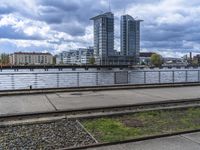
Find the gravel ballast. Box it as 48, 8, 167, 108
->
0, 119, 96, 150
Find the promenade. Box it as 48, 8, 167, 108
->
0, 85, 200, 116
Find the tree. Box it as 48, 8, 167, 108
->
89, 57, 95, 65
0, 53, 9, 66
140, 61, 145, 65
151, 54, 162, 67
53, 56, 57, 65
192, 59, 198, 65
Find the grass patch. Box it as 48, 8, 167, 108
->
81, 107, 200, 143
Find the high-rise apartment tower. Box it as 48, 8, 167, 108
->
90, 12, 114, 61
121, 15, 143, 63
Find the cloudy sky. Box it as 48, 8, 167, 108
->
0, 0, 199, 57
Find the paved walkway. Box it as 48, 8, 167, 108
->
0, 86, 200, 116
87, 132, 200, 150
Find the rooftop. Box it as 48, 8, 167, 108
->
90, 12, 114, 20
122, 14, 144, 22
13, 52, 52, 55
140, 52, 156, 57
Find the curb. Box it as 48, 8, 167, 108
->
64, 129, 200, 150
68, 104, 200, 120
0, 98, 200, 120
0, 82, 200, 97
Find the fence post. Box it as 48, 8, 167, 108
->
114, 72, 116, 85
77, 72, 80, 87
127, 71, 130, 84
144, 71, 146, 84
172, 71, 175, 84
96, 72, 98, 86
185, 70, 188, 83
198, 70, 200, 82
159, 71, 161, 84
34, 74, 38, 89
11, 74, 15, 90
57, 73, 59, 88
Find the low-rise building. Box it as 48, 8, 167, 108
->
9, 52, 53, 65
56, 47, 94, 65
79, 48, 94, 64
98, 56, 136, 65
163, 57, 184, 64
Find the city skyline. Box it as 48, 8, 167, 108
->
0, 0, 200, 58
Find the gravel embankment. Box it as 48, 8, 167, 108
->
0, 119, 96, 150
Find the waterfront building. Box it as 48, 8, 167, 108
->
56, 48, 94, 65
121, 15, 143, 63
56, 51, 71, 64
90, 12, 143, 65
162, 57, 187, 67
90, 12, 115, 64
100, 55, 136, 65
56, 50, 78, 65
182, 55, 188, 63
9, 52, 53, 65
79, 48, 94, 64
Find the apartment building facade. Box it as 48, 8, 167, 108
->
9, 52, 53, 65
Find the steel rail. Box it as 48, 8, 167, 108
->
1, 98, 200, 122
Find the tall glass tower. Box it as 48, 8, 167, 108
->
90, 12, 114, 61
121, 15, 143, 63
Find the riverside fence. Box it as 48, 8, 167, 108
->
0, 69, 200, 91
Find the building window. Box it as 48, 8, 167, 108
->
45, 56, 47, 63
29, 56, 31, 63
38, 56, 40, 63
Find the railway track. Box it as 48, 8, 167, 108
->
1, 98, 200, 150
1, 98, 200, 124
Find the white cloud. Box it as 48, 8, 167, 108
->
0, 14, 17, 26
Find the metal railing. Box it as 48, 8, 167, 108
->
0, 69, 200, 91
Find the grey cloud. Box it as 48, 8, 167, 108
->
0, 39, 55, 53
110, 0, 159, 10
38, 0, 80, 12
0, 5, 15, 14
140, 8, 200, 50
0, 25, 44, 40
142, 41, 184, 49
51, 23, 86, 36
35, 0, 103, 36
38, 6, 64, 24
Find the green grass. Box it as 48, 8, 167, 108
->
81, 107, 200, 143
